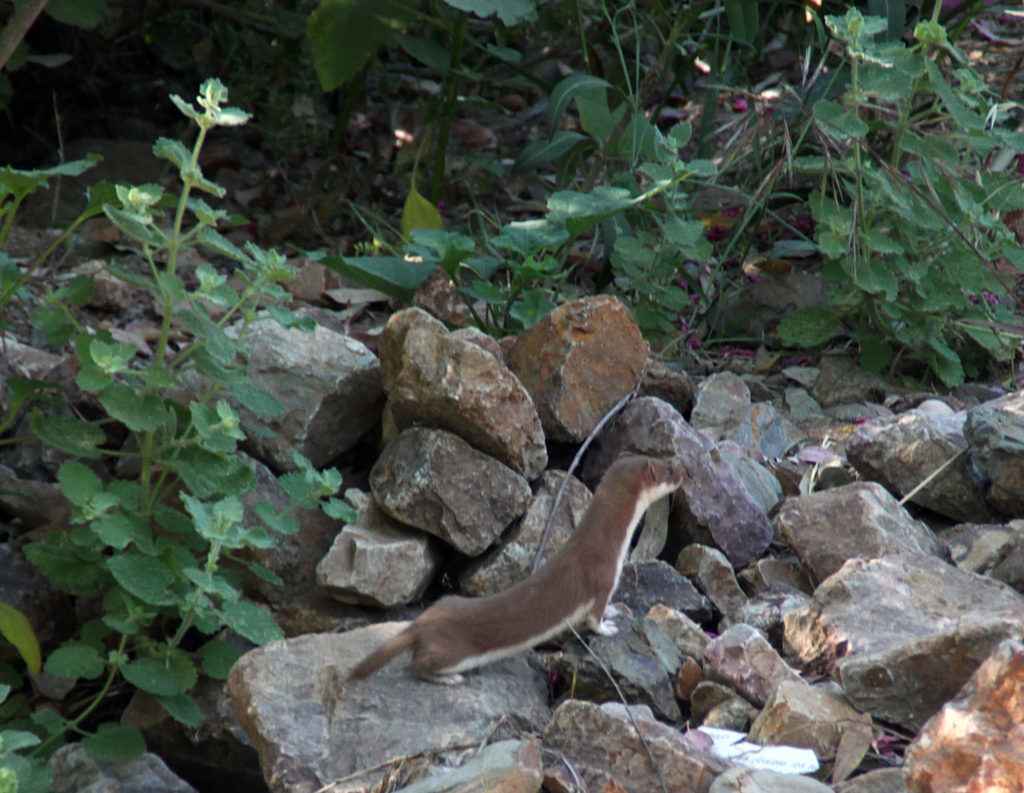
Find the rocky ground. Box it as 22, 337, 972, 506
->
4, 289, 1024, 793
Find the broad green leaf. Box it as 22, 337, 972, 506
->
57, 461, 102, 508
858, 337, 892, 372
547, 74, 613, 138
200, 640, 245, 680
46, 0, 106, 28
442, 0, 535, 25
491, 219, 569, 256
923, 337, 965, 387
121, 654, 196, 696
44, 643, 105, 680
813, 99, 869, 140
159, 692, 202, 727
0, 602, 41, 674
0, 729, 40, 752
82, 724, 146, 763
321, 255, 436, 304
849, 255, 898, 299
548, 185, 635, 238
153, 137, 191, 170
29, 410, 104, 459
253, 501, 300, 535
322, 497, 358, 523
91, 511, 151, 552
0, 156, 100, 203
575, 87, 625, 145
103, 204, 165, 247
172, 447, 254, 499
230, 383, 284, 418
511, 131, 587, 174
308, 0, 417, 91
181, 307, 234, 363
220, 600, 283, 645
106, 552, 177, 607
724, 0, 758, 46
777, 306, 840, 347
99, 384, 167, 432
183, 567, 239, 600
397, 35, 450, 72
400, 183, 442, 241
245, 560, 284, 585
23, 542, 105, 597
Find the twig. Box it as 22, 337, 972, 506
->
531, 376, 644, 574
0, 0, 50, 73
562, 619, 670, 793
898, 447, 967, 507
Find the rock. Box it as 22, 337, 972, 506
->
691, 373, 752, 430
638, 360, 696, 417
774, 482, 947, 583
459, 470, 591, 596
122, 679, 262, 793
450, 325, 504, 360
413, 268, 472, 327
506, 295, 648, 442
614, 560, 712, 624
690, 682, 758, 730
555, 615, 683, 722
783, 554, 1024, 731
1, 336, 65, 379
941, 519, 1024, 591
709, 767, 835, 793
834, 767, 908, 793
748, 679, 874, 763
541, 700, 727, 793
370, 428, 532, 556
228, 626, 550, 793
738, 557, 813, 596
692, 374, 803, 459
645, 604, 710, 662
964, 391, 1024, 516
316, 522, 442, 608
586, 397, 773, 567
49, 743, 198, 793
384, 315, 547, 478
704, 624, 806, 707
676, 544, 748, 619
393, 739, 542, 793
786, 387, 825, 420
717, 444, 784, 516
812, 356, 887, 407
723, 591, 810, 645
378, 308, 447, 391
0, 543, 72, 663
845, 400, 990, 522
903, 639, 1024, 793
226, 316, 383, 470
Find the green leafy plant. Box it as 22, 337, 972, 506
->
0, 78, 350, 789
779, 7, 1024, 386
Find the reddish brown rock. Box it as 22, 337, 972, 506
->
506, 296, 648, 442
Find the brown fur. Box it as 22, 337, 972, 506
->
348, 453, 683, 683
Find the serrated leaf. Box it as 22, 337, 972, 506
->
923, 337, 965, 387
30, 410, 104, 459
153, 137, 191, 170
45, 643, 105, 680
200, 640, 245, 680
220, 601, 282, 645
813, 99, 869, 140
230, 383, 284, 418
252, 501, 299, 535
180, 307, 234, 363
0, 602, 42, 674
99, 383, 167, 432
56, 461, 102, 508
159, 692, 202, 727
778, 306, 840, 347
103, 204, 165, 247
121, 654, 196, 696
106, 552, 177, 606
82, 724, 146, 762
858, 337, 892, 372
91, 511, 151, 552
23, 542, 105, 597
0, 729, 40, 752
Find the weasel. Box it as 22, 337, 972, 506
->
348, 452, 684, 684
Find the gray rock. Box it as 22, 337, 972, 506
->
614, 560, 712, 624
676, 544, 749, 619
705, 624, 806, 707
775, 481, 947, 584
845, 401, 990, 522
722, 591, 810, 644
316, 522, 441, 607
834, 767, 908, 793
691, 372, 752, 431
459, 470, 591, 596
587, 397, 773, 567
555, 615, 683, 722
370, 428, 531, 556
645, 604, 710, 662
228, 626, 550, 793
692, 373, 803, 459
941, 519, 1024, 591
749, 679, 874, 763
50, 744, 198, 793
783, 554, 1024, 731
812, 356, 887, 407
964, 391, 1024, 516
738, 557, 813, 596
384, 317, 547, 479
709, 767, 835, 793
393, 739, 542, 793
638, 360, 696, 418
541, 700, 726, 793
229, 316, 384, 470
690, 682, 757, 729
506, 295, 649, 443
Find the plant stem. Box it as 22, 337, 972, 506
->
429, 11, 467, 203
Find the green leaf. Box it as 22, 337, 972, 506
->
548, 185, 635, 239
99, 384, 167, 432
321, 255, 436, 304
159, 693, 202, 727
230, 383, 284, 418
923, 337, 965, 387
442, 0, 535, 25
0, 729, 40, 752
91, 511, 151, 552
106, 552, 177, 607
512, 131, 587, 174
56, 461, 102, 509
813, 99, 869, 140
44, 643, 105, 680
23, 542, 105, 597
322, 497, 358, 523
200, 640, 245, 680
29, 410, 104, 459
103, 204, 165, 248
153, 137, 191, 170
0, 602, 41, 674
220, 601, 283, 645
253, 501, 299, 535
181, 308, 234, 363
858, 337, 892, 372
45, 0, 106, 28
308, 0, 417, 92
778, 306, 840, 347
400, 183, 442, 241
172, 447, 254, 499
492, 219, 569, 256
547, 74, 613, 138
82, 724, 146, 763
575, 87, 625, 145
121, 654, 197, 696
397, 35, 450, 72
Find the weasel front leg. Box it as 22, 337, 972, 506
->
588, 602, 622, 636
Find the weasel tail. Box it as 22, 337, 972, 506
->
348, 629, 415, 680
346, 452, 684, 684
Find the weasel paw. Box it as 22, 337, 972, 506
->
602, 603, 624, 619
594, 619, 619, 636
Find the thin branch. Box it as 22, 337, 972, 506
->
0, 0, 50, 73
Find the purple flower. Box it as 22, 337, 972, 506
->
732, 97, 748, 112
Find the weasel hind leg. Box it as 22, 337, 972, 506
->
588, 601, 620, 636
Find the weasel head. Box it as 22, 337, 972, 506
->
611, 452, 685, 508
